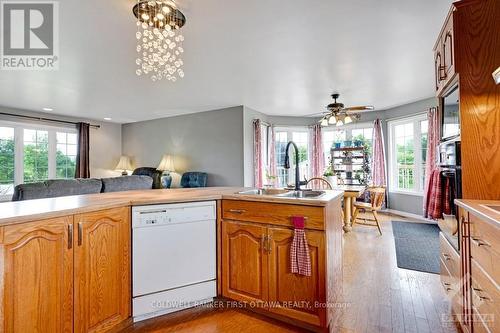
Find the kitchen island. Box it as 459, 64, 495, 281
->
0, 187, 343, 332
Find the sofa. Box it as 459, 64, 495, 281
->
11, 175, 154, 201
132, 167, 163, 189
180, 172, 208, 188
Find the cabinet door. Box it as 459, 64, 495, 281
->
434, 50, 444, 92
0, 216, 74, 333
222, 220, 268, 303
442, 17, 454, 80
74, 207, 131, 333
267, 227, 326, 327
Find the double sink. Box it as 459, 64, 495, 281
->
237, 188, 326, 199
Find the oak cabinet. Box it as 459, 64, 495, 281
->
0, 207, 131, 333
267, 227, 325, 326
220, 198, 343, 330
0, 216, 74, 333
433, 7, 456, 95
221, 220, 268, 304
74, 207, 131, 333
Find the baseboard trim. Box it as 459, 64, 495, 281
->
382, 209, 437, 224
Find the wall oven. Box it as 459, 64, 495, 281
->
436, 139, 461, 253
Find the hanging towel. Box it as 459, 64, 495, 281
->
290, 216, 311, 276
428, 170, 443, 219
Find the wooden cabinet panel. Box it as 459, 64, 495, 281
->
440, 232, 460, 279
469, 214, 500, 282
471, 259, 499, 333
222, 220, 268, 303
0, 216, 74, 333
74, 207, 131, 333
267, 227, 326, 326
222, 200, 324, 231
442, 15, 455, 80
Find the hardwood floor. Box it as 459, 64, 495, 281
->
121, 213, 460, 333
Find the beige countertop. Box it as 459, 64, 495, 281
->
0, 187, 344, 226
455, 199, 500, 227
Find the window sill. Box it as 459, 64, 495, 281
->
0, 195, 12, 203
389, 190, 424, 197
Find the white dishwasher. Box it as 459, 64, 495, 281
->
132, 201, 216, 322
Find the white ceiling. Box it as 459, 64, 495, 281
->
0, 0, 452, 123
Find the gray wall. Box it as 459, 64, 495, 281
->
122, 106, 245, 187
0, 106, 123, 179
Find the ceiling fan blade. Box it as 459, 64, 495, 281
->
343, 106, 375, 112
307, 111, 329, 117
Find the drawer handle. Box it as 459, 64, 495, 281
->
442, 253, 452, 261
229, 209, 246, 214
261, 235, 266, 251
471, 237, 491, 247
68, 224, 73, 249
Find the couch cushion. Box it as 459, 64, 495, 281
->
101, 175, 153, 193
12, 178, 102, 201
132, 167, 163, 189
180, 172, 208, 188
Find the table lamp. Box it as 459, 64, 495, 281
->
115, 156, 133, 176
157, 154, 176, 188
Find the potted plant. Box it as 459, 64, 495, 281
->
323, 165, 337, 186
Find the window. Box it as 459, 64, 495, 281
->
56, 132, 78, 179
388, 115, 428, 194
322, 123, 373, 171
0, 121, 77, 198
0, 127, 15, 196
274, 127, 309, 187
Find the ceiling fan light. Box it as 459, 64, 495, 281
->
328, 115, 337, 124
336, 119, 343, 127
344, 116, 353, 124
320, 118, 329, 127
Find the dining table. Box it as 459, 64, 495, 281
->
333, 185, 366, 232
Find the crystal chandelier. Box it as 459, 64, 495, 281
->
133, 0, 186, 82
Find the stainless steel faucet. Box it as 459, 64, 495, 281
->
284, 141, 303, 191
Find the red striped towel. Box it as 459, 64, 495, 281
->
290, 216, 311, 276
428, 170, 443, 219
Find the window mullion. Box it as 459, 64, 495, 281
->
48, 131, 56, 179
14, 127, 23, 185
414, 119, 422, 192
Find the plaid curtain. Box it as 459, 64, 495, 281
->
309, 124, 324, 178
371, 119, 386, 186
423, 107, 440, 218
253, 119, 263, 188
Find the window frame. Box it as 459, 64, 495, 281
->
387, 114, 428, 196
274, 126, 310, 188
0, 120, 77, 201
322, 121, 374, 165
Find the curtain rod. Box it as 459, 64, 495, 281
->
0, 112, 101, 129
384, 111, 428, 123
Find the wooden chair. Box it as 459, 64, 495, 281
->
305, 177, 333, 190
352, 186, 386, 235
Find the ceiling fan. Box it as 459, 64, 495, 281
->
315, 93, 375, 127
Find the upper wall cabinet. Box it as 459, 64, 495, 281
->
434, 8, 456, 95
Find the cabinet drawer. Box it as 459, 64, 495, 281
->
440, 258, 453, 294
469, 214, 500, 282
222, 200, 324, 231
440, 232, 460, 278
471, 259, 499, 333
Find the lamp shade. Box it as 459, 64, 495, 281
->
157, 155, 176, 172
115, 155, 133, 171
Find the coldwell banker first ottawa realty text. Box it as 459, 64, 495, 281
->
1, 1, 59, 70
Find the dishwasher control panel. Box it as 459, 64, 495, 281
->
132, 201, 216, 228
